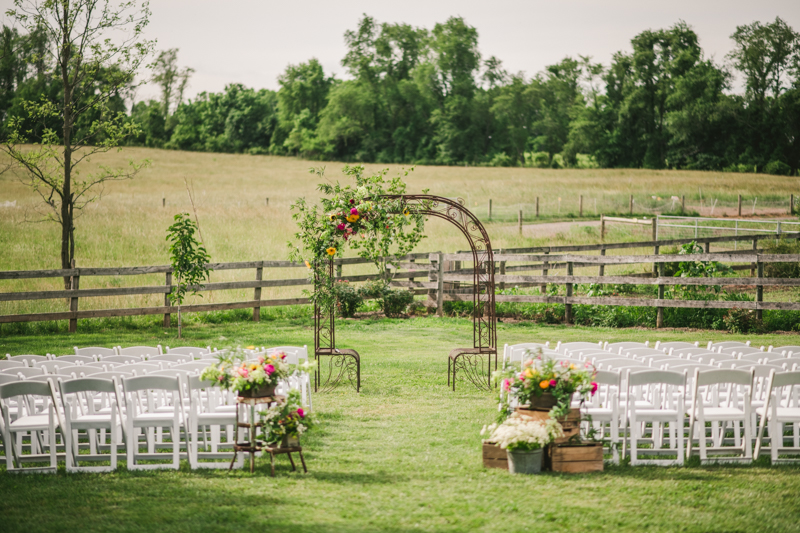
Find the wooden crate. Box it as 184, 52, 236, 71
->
515, 407, 581, 443
482, 441, 508, 470
550, 442, 604, 473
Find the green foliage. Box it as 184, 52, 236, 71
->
763, 239, 800, 278
765, 160, 792, 175
670, 241, 734, 298
166, 213, 211, 307
380, 288, 415, 318
332, 280, 363, 318
723, 308, 764, 334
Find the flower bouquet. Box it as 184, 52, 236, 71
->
481, 413, 564, 474
260, 390, 315, 446
495, 349, 597, 419
200, 346, 291, 397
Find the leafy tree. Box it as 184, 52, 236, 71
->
166, 213, 211, 338
152, 48, 193, 119
1, 0, 153, 287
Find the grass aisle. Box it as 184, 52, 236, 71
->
1, 318, 800, 532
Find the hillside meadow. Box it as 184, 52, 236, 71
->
1, 147, 799, 318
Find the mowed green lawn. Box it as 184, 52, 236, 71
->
2, 318, 800, 532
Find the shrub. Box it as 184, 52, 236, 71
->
765, 160, 792, 176
723, 307, 763, 334
332, 280, 363, 318
381, 288, 414, 318
525, 151, 550, 168
763, 239, 800, 278
488, 152, 513, 167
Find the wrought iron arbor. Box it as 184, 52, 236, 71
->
313, 195, 497, 392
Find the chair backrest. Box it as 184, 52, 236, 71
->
148, 354, 192, 364
115, 363, 161, 375
740, 352, 785, 363
149, 369, 191, 379
662, 362, 715, 374
709, 341, 750, 350
771, 370, 800, 389
721, 346, 762, 355
91, 371, 133, 380
8, 354, 48, 365
0, 374, 19, 385
266, 346, 309, 365
117, 345, 162, 357
622, 348, 664, 357
27, 373, 75, 384
734, 364, 785, 377
3, 367, 45, 378
37, 360, 67, 373
122, 375, 181, 393
598, 358, 647, 370
0, 360, 26, 370
671, 347, 715, 357
658, 341, 698, 351
0, 380, 53, 399
557, 341, 601, 354
628, 369, 686, 387
688, 352, 735, 362
172, 361, 210, 373
774, 345, 800, 356
187, 375, 217, 390
164, 346, 210, 356
58, 377, 117, 395
594, 369, 621, 386
695, 368, 753, 387
53, 354, 96, 364
75, 346, 117, 356
98, 355, 144, 364
606, 342, 648, 352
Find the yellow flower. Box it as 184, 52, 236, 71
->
328, 213, 337, 221
246, 345, 255, 350
403, 209, 410, 217
326, 247, 336, 256
346, 214, 360, 223
524, 368, 534, 379
569, 364, 576, 370
304, 260, 311, 269
539, 380, 550, 389
249, 363, 258, 371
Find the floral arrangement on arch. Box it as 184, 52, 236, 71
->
495, 349, 597, 419
288, 165, 429, 314
260, 390, 315, 444
200, 346, 293, 393
481, 413, 564, 451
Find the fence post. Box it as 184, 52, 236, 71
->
653, 243, 659, 277
656, 262, 665, 328
704, 241, 711, 253
518, 210, 523, 235
336, 262, 343, 280
499, 261, 506, 291
629, 195, 633, 215
265, 197, 269, 206
163, 271, 172, 328
600, 214, 605, 242
738, 194, 742, 217
253, 264, 263, 322
436, 253, 444, 317
579, 195, 583, 217
652, 218, 657, 242
565, 261, 573, 324
756, 257, 763, 321
599, 247, 606, 281
536, 197, 540, 217
488, 199, 492, 221
792, 194, 795, 215
681, 195, 685, 212
162, 196, 165, 208
69, 259, 79, 333
751, 239, 757, 277
541, 250, 549, 295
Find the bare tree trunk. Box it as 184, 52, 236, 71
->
178, 305, 182, 339
60, 1, 74, 289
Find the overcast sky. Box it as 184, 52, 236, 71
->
3, 0, 800, 101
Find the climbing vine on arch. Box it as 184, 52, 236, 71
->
288, 165, 429, 313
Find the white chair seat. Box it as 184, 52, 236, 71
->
702, 407, 746, 420
132, 412, 178, 424
756, 406, 800, 421
9, 414, 51, 431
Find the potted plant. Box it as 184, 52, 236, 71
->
200, 346, 295, 398
260, 390, 315, 447
495, 350, 597, 419
482, 413, 564, 474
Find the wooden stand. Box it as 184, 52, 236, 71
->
482, 441, 508, 469
264, 442, 307, 477
229, 394, 284, 473
550, 442, 604, 473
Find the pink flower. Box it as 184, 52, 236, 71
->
350, 208, 358, 215
502, 378, 511, 391
337, 223, 345, 231
265, 364, 275, 375
349, 199, 354, 204
280, 353, 286, 359
258, 356, 265, 364
238, 367, 249, 378
518, 373, 526, 381
217, 375, 224, 381
297, 408, 305, 418
523, 360, 532, 367
550, 379, 557, 387
591, 381, 598, 395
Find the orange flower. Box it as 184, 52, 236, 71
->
346, 214, 360, 223
304, 260, 311, 269
326, 247, 336, 256
539, 380, 550, 389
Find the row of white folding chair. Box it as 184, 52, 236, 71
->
754, 370, 800, 463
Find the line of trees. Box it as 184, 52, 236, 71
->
3, 14, 800, 174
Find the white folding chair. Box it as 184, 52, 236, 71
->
75, 346, 117, 357
55, 377, 123, 472
0, 360, 27, 371
115, 363, 162, 375
186, 375, 243, 469
657, 341, 698, 352
164, 346, 212, 357
606, 341, 648, 353
688, 369, 754, 463
709, 341, 750, 350
148, 354, 192, 365
754, 371, 800, 463
0, 380, 61, 473
7, 354, 50, 365
773, 345, 800, 356
172, 361, 211, 373
122, 375, 186, 470
53, 355, 97, 365
624, 370, 686, 466
582, 370, 621, 464
98, 355, 145, 365
267, 346, 312, 409
556, 341, 602, 354
3, 367, 45, 379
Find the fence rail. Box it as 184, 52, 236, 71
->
2, 232, 800, 330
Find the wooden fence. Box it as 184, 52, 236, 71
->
1, 232, 799, 331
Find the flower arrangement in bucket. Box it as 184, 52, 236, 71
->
482, 413, 564, 474
495, 349, 597, 419
260, 390, 315, 447
200, 346, 293, 397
